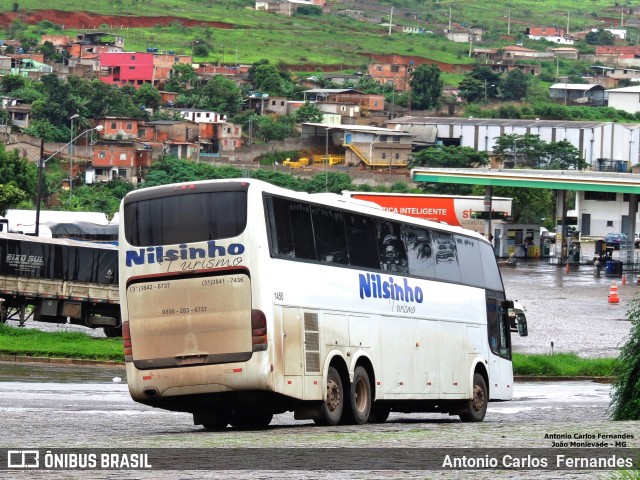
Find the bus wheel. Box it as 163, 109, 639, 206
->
368, 404, 390, 424
314, 366, 344, 426
103, 326, 122, 338
459, 373, 488, 422
230, 410, 273, 429
197, 410, 231, 430
349, 366, 372, 425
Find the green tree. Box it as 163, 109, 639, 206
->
200, 75, 243, 116
500, 69, 530, 101
0, 184, 27, 216
0, 74, 26, 95
295, 5, 322, 15
409, 146, 488, 194
251, 170, 308, 191
409, 64, 444, 110
610, 297, 640, 420
0, 144, 37, 214
306, 172, 354, 194
458, 76, 484, 103
134, 83, 162, 110
466, 66, 500, 100
60, 180, 134, 217
544, 140, 585, 170
492, 133, 546, 168
142, 156, 242, 187
293, 102, 323, 123
585, 28, 615, 46
252, 64, 285, 96
253, 115, 296, 142
472, 185, 553, 224
164, 63, 198, 94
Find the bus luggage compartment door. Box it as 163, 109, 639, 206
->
126, 272, 252, 369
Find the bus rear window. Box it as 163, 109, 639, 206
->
124, 191, 247, 247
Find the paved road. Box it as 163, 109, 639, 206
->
502, 253, 634, 358
0, 363, 638, 479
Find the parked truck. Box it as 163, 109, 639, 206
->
0, 232, 121, 337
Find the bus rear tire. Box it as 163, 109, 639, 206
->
197, 410, 231, 430
459, 373, 488, 422
313, 366, 344, 426
348, 366, 372, 425
229, 410, 273, 429
368, 404, 390, 424
103, 326, 122, 338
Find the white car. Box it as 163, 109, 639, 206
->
540, 227, 556, 241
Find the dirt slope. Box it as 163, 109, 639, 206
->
0, 9, 233, 29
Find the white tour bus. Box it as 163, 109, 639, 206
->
119, 178, 527, 429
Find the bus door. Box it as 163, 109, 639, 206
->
485, 291, 513, 399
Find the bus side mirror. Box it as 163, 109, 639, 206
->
507, 301, 528, 337
517, 317, 528, 337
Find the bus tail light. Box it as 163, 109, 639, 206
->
122, 321, 133, 357
251, 309, 267, 352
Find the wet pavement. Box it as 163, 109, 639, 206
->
503, 243, 634, 358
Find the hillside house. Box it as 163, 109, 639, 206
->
97, 117, 138, 141
302, 89, 385, 118
176, 108, 227, 124
255, 0, 329, 15
446, 26, 483, 43
527, 27, 574, 45
153, 53, 192, 86
549, 83, 606, 105
69, 32, 125, 68
301, 123, 413, 167
99, 52, 154, 89
91, 141, 152, 184
218, 123, 243, 153
606, 85, 640, 113
368, 62, 413, 91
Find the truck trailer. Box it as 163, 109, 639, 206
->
0, 233, 121, 337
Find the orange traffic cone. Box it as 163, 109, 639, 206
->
608, 283, 620, 304
622, 274, 627, 286
565, 261, 570, 273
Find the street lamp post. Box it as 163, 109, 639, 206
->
34, 125, 103, 236
69, 114, 79, 194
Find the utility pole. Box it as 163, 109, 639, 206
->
34, 138, 45, 237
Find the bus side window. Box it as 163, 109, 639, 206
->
266, 196, 295, 257
288, 202, 315, 260
402, 225, 435, 279
311, 206, 349, 265
456, 236, 484, 288
376, 220, 408, 274
431, 230, 460, 283
344, 213, 379, 269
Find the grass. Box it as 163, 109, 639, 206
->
513, 352, 617, 377
3, 0, 635, 72
0, 324, 618, 377
0, 324, 124, 362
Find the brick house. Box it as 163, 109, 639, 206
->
368, 62, 413, 92
153, 53, 192, 86
99, 52, 155, 89
90, 141, 152, 185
